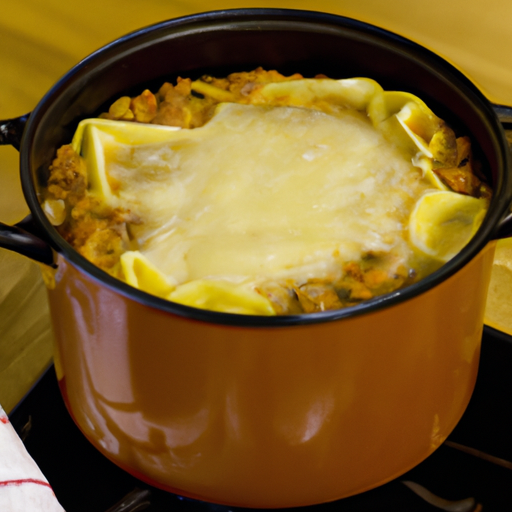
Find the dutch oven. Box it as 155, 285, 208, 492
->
1, 9, 512, 508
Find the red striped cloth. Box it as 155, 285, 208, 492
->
0, 405, 65, 511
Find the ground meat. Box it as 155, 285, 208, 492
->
45, 159, 139, 276
434, 136, 492, 199
78, 227, 126, 273
47, 144, 87, 205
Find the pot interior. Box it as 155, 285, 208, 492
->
21, 8, 512, 323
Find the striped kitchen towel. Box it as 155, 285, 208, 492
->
0, 404, 64, 511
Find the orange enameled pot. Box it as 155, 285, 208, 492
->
2, 9, 512, 508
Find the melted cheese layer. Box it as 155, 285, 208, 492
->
105, 103, 431, 285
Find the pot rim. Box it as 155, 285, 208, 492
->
19, 8, 512, 327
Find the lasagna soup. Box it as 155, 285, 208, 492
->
42, 68, 491, 315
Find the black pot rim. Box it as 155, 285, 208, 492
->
19, 8, 512, 328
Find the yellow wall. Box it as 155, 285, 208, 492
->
1, 0, 511, 411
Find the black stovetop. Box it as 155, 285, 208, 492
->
9, 327, 512, 512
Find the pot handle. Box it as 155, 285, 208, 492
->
0, 115, 56, 266
492, 104, 512, 239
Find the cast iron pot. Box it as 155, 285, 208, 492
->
2, 8, 512, 508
